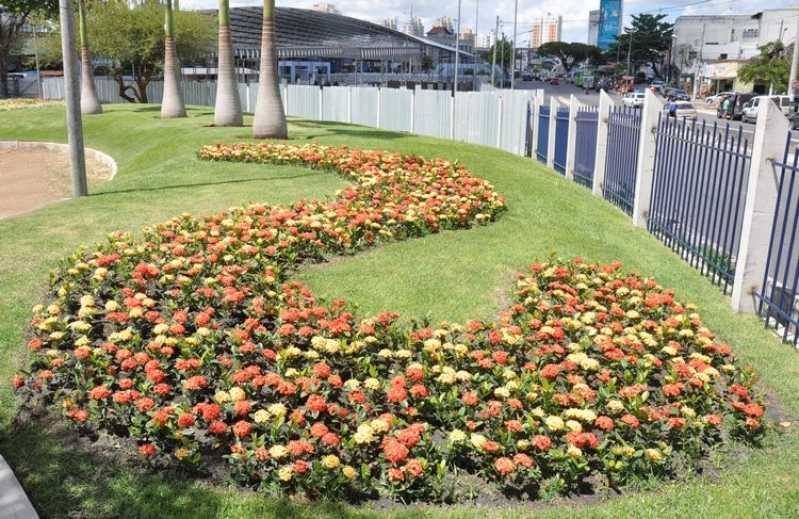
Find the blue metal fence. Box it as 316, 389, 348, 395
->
649, 116, 751, 292
553, 107, 569, 174
536, 105, 550, 163
603, 106, 641, 215
574, 107, 598, 188
757, 132, 799, 344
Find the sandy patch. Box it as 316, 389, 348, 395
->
0, 146, 113, 219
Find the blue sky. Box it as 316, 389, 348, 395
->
181, 0, 796, 44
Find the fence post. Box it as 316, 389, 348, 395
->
376, 87, 382, 128
731, 100, 791, 313
547, 96, 558, 170
531, 90, 543, 159
348, 86, 353, 124
631, 90, 664, 228
565, 94, 579, 180
496, 94, 503, 149
410, 88, 415, 133
282, 83, 288, 114
593, 90, 613, 197
318, 86, 324, 121
449, 93, 456, 140
246, 83, 251, 113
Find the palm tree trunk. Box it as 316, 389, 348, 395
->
161, 0, 186, 118
213, 0, 242, 126
253, 0, 287, 138
78, 0, 102, 114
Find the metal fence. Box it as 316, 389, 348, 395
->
553, 107, 569, 174
757, 132, 799, 344
536, 104, 550, 163
649, 117, 752, 292
603, 106, 641, 215
574, 107, 598, 188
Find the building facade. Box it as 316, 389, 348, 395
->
673, 9, 799, 94
588, 10, 600, 47
530, 13, 562, 48
597, 0, 622, 50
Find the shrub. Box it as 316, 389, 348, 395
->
15, 144, 764, 502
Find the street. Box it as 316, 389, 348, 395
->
514, 80, 796, 148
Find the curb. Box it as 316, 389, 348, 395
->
0, 140, 118, 180
0, 455, 38, 519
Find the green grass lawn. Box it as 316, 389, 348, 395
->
1, 104, 798, 518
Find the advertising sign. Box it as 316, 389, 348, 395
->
598, 0, 622, 50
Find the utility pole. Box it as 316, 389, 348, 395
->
790, 16, 799, 97
58, 0, 88, 197
475, 0, 479, 40
491, 16, 499, 87
454, 0, 462, 95
693, 23, 705, 100
500, 33, 505, 86
33, 22, 42, 99
626, 30, 633, 76
511, 0, 518, 90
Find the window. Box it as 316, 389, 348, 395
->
720, 53, 728, 60
742, 28, 759, 39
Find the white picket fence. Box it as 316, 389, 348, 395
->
41, 77, 536, 156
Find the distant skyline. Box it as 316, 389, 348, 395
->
180, 0, 797, 45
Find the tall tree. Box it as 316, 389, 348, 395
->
487, 37, 512, 71
538, 42, 603, 72
77, 0, 101, 113
0, 0, 55, 97
738, 41, 790, 94
252, 0, 286, 138
606, 14, 673, 77
160, 0, 185, 118
213, 0, 241, 126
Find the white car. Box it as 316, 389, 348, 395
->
622, 92, 646, 108
665, 101, 697, 121
742, 95, 794, 123
706, 91, 734, 105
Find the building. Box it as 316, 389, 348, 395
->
212, 7, 469, 83
530, 13, 562, 48
588, 10, 600, 47
459, 28, 476, 49
673, 8, 799, 94
383, 17, 399, 31
477, 30, 496, 50
403, 16, 425, 37
597, 0, 622, 50
311, 2, 340, 15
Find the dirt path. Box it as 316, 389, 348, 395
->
0, 147, 113, 219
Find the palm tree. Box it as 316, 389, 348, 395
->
161, 0, 186, 118
213, 0, 242, 126
78, 0, 101, 114
252, 0, 287, 138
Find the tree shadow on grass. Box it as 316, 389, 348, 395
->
0, 419, 371, 519
90, 172, 319, 197
289, 120, 410, 141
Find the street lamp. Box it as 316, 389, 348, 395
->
510, 0, 518, 90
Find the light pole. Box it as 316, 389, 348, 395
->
454, 0, 462, 95
491, 16, 499, 87
58, 0, 88, 197
511, 0, 518, 90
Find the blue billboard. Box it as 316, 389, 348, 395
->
598, 0, 622, 50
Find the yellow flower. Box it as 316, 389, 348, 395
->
470, 433, 487, 449
545, 416, 565, 431
364, 378, 380, 391
370, 418, 390, 433
566, 420, 583, 432
567, 445, 583, 458
278, 465, 293, 481
268, 403, 287, 417
342, 465, 357, 479
269, 445, 288, 459
214, 390, 231, 404
607, 400, 625, 415
253, 410, 270, 424
353, 424, 375, 444
321, 455, 340, 469
645, 448, 663, 463
448, 429, 466, 443
175, 448, 190, 461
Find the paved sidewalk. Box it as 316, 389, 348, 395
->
0, 455, 38, 519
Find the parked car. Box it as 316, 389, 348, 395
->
665, 101, 697, 120
622, 91, 646, 108
742, 95, 795, 123
705, 91, 735, 105
521, 72, 533, 82
665, 88, 690, 101
549, 77, 560, 85
716, 93, 753, 120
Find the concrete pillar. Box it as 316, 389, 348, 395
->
547, 96, 558, 170
731, 100, 791, 313
632, 89, 664, 228
593, 90, 614, 197
565, 94, 579, 180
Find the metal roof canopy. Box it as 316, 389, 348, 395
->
209, 7, 472, 61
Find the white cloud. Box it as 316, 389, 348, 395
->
180, 0, 797, 43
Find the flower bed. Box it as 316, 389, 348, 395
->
15, 143, 764, 502
0, 98, 60, 111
